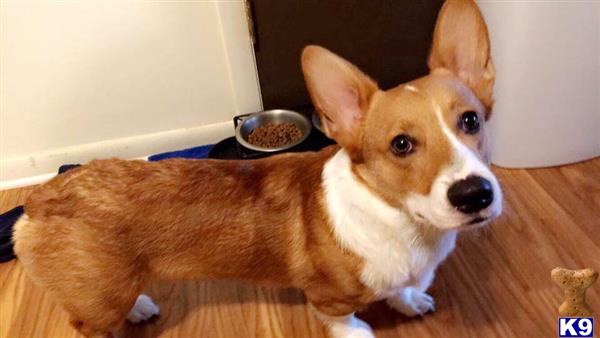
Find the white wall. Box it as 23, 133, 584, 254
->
0, 1, 261, 187
479, 1, 600, 168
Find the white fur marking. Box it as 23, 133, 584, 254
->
434, 101, 502, 217
322, 150, 457, 297
386, 287, 435, 317
404, 85, 419, 93
310, 305, 375, 338
127, 294, 159, 323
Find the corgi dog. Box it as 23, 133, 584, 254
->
13, 0, 502, 337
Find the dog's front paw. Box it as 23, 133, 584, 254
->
386, 287, 435, 317
329, 316, 375, 338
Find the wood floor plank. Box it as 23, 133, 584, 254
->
1, 158, 599, 338
527, 161, 600, 248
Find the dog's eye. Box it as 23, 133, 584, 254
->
459, 111, 480, 134
391, 135, 414, 156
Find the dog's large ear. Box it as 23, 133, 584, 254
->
428, 0, 495, 114
302, 45, 378, 160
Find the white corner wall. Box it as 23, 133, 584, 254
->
0, 1, 262, 188
479, 1, 600, 168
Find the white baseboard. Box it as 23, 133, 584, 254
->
0, 121, 233, 190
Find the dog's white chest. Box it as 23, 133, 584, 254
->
358, 229, 456, 297
322, 150, 457, 297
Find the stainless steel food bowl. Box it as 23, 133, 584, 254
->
311, 112, 326, 134
235, 109, 312, 152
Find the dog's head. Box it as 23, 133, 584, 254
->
302, 0, 501, 230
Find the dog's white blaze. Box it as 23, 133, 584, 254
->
434, 101, 503, 217
322, 150, 457, 297
405, 100, 502, 229
432, 102, 492, 180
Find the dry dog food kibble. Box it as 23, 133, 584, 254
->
248, 123, 303, 148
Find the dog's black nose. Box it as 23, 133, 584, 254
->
447, 176, 494, 213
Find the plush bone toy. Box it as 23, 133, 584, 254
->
551, 267, 598, 317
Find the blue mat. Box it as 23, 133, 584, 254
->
0, 143, 214, 263
0, 206, 23, 262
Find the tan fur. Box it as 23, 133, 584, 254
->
428, 0, 495, 115
301, 46, 378, 162
14, 148, 374, 336
13, 1, 494, 336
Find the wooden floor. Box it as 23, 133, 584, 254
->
1, 159, 599, 338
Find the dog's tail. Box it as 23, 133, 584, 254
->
0, 206, 24, 263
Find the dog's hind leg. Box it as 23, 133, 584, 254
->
14, 216, 149, 337
67, 294, 158, 338
126, 294, 160, 323
69, 294, 159, 337
57, 270, 146, 337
